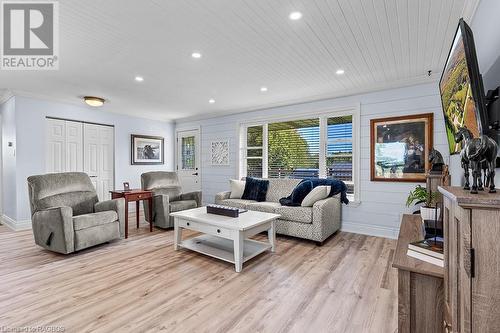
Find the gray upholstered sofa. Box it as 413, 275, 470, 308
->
216, 178, 341, 245
27, 172, 125, 254
141, 171, 202, 228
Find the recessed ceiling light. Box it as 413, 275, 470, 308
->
260, 86, 268, 92
209, 98, 215, 104
135, 76, 144, 82
336, 69, 345, 75
84, 96, 105, 107
289, 11, 302, 20
191, 52, 202, 59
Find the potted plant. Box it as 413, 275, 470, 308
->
406, 185, 440, 222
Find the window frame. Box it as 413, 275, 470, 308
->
238, 105, 360, 203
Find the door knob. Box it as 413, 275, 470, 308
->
192, 173, 199, 176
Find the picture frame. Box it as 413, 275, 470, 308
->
210, 140, 230, 166
131, 134, 164, 165
370, 113, 433, 182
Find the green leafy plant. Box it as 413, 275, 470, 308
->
406, 185, 438, 208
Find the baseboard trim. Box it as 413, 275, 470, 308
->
341, 221, 399, 239
1, 215, 32, 231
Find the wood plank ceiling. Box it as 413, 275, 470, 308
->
0, 0, 480, 120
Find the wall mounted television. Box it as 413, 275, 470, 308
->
439, 18, 489, 155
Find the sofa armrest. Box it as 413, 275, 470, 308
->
32, 206, 74, 254
215, 191, 231, 204
181, 191, 202, 207
95, 198, 125, 238
312, 195, 341, 241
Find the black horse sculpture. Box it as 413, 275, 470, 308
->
428, 148, 445, 172
455, 127, 498, 193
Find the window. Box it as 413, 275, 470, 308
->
268, 119, 319, 178
241, 110, 359, 201
181, 136, 195, 170
245, 125, 263, 178
326, 116, 354, 194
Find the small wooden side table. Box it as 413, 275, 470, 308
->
110, 189, 153, 239
392, 214, 444, 333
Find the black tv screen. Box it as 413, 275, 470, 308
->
439, 18, 488, 155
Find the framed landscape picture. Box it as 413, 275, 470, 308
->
370, 113, 433, 182
131, 134, 164, 165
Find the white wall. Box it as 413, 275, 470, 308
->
0, 97, 17, 220
176, 82, 447, 239
2, 96, 175, 226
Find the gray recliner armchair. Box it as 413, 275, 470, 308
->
141, 171, 202, 228
27, 172, 125, 254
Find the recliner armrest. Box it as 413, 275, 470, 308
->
181, 191, 202, 207
32, 206, 74, 254
95, 198, 125, 238
215, 191, 231, 204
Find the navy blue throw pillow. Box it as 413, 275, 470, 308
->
279, 180, 314, 206
242, 177, 269, 202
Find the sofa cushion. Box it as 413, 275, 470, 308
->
229, 179, 246, 199
275, 206, 313, 224
301, 186, 330, 207
265, 178, 301, 202
280, 180, 314, 206
170, 200, 197, 212
218, 199, 256, 209
242, 177, 269, 202
73, 211, 118, 231
247, 202, 281, 213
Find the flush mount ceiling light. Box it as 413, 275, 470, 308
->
208, 98, 216, 104
289, 11, 303, 20
336, 69, 345, 75
191, 52, 202, 59
135, 76, 144, 82
260, 86, 268, 92
84, 96, 105, 107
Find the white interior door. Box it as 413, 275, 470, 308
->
84, 123, 114, 201
177, 129, 201, 192
65, 121, 83, 172
46, 119, 67, 173
46, 119, 83, 173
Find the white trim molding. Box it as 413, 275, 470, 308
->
0, 90, 14, 104
1, 215, 32, 231
341, 221, 398, 240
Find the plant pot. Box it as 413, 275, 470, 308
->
420, 206, 441, 223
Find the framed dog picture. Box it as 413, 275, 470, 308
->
131, 134, 164, 165
370, 113, 433, 182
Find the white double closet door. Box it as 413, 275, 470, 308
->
46, 119, 114, 200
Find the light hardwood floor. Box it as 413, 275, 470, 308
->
0, 214, 398, 333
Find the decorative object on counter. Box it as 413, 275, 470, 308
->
370, 113, 433, 182
210, 140, 230, 166
123, 182, 130, 191
131, 134, 164, 165
206, 204, 247, 218
455, 126, 498, 193
428, 148, 445, 172
406, 185, 441, 229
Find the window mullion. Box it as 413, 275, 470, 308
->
319, 117, 327, 178
262, 123, 268, 178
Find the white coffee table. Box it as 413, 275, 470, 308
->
170, 207, 280, 272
